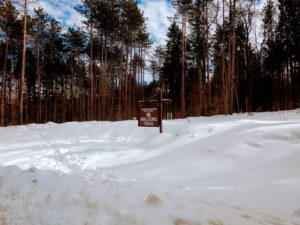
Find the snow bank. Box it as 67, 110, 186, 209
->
0, 110, 300, 225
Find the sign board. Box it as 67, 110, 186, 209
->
138, 107, 160, 127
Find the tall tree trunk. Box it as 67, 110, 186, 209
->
25, 85, 28, 124
37, 41, 42, 123
61, 75, 66, 122
104, 36, 108, 120
118, 41, 124, 120
89, 21, 94, 120
20, 0, 28, 124
227, 0, 236, 114
243, 41, 251, 113
9, 51, 14, 125
181, 11, 187, 117
53, 88, 57, 122
205, 3, 211, 112
110, 76, 116, 120
1, 41, 9, 126
227, 0, 232, 115
231, 0, 237, 113
141, 48, 145, 101
128, 42, 133, 118
222, 0, 227, 114
125, 44, 129, 119
98, 33, 104, 120
70, 59, 74, 120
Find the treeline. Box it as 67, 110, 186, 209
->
151, 0, 300, 117
1, 0, 300, 126
0, 0, 150, 126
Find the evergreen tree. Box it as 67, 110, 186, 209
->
0, 0, 21, 126
261, 0, 277, 110
32, 7, 49, 123
189, 0, 213, 115
172, 0, 192, 117
64, 27, 86, 121
16, 0, 39, 124
276, 0, 300, 108
162, 21, 182, 116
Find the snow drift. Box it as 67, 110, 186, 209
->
0, 110, 300, 225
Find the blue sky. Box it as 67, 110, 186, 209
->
34, 0, 175, 49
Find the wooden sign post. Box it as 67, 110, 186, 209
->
138, 89, 171, 133
159, 89, 163, 133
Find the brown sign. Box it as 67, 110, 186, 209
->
138, 107, 160, 127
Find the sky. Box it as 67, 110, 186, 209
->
34, 0, 175, 49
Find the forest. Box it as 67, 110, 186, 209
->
0, 0, 299, 126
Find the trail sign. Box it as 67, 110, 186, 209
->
137, 89, 171, 133
138, 107, 160, 127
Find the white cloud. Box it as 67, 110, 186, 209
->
38, 1, 64, 18
32, 0, 84, 27
139, 0, 175, 49
63, 9, 85, 28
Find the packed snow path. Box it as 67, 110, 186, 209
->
0, 110, 300, 225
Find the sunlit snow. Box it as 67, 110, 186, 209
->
0, 110, 300, 225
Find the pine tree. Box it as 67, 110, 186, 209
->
162, 21, 182, 116
76, 0, 97, 120
64, 27, 86, 121
0, 0, 21, 126
32, 7, 49, 123
189, 0, 214, 115
172, 0, 192, 117
93, 0, 120, 120
15, 0, 39, 124
274, 0, 300, 109
261, 0, 277, 110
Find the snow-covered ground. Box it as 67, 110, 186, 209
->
0, 110, 300, 225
